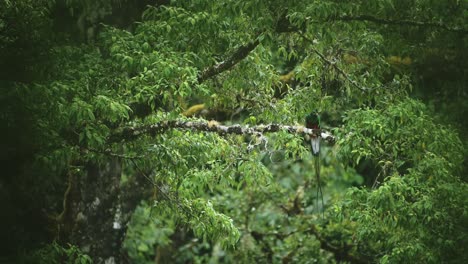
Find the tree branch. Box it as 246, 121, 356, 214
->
197, 37, 261, 83
336, 15, 467, 35
299, 33, 368, 92
110, 120, 335, 143
251, 226, 371, 264
306, 225, 371, 264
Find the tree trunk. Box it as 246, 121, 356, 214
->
67, 158, 124, 263
58, 157, 151, 263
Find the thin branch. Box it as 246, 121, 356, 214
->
129, 159, 196, 218
197, 36, 261, 83
336, 15, 467, 35
300, 33, 368, 92
249, 171, 371, 263
131, 35, 261, 120
306, 225, 371, 264
86, 147, 144, 160
110, 120, 336, 144
251, 226, 371, 264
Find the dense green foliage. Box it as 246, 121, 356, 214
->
1, 0, 467, 263
18, 242, 92, 264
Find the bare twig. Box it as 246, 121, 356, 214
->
129, 159, 195, 218
336, 15, 467, 35
300, 33, 368, 92
85, 147, 144, 160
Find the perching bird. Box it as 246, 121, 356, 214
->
305, 111, 321, 156
305, 111, 324, 217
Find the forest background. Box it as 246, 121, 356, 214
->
0, 0, 467, 263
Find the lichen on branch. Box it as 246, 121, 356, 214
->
111, 120, 336, 143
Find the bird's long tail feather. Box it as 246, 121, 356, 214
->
314, 149, 324, 218
311, 137, 320, 156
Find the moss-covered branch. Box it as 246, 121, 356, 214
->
197, 37, 260, 83
110, 120, 335, 143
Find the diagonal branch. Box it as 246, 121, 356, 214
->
110, 120, 335, 144
336, 15, 467, 35
197, 37, 261, 83
131, 35, 261, 119
251, 226, 371, 264
299, 33, 368, 92
306, 225, 371, 264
